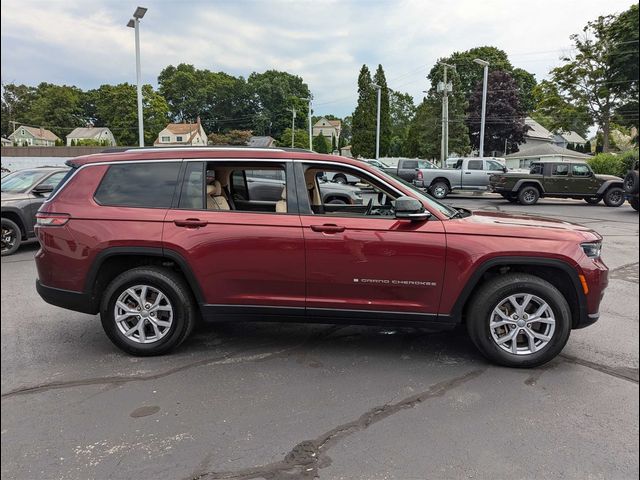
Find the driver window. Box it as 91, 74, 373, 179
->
303, 166, 398, 218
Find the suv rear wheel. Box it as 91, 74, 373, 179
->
466, 273, 571, 368
603, 187, 625, 207
1, 218, 21, 257
430, 181, 450, 199
518, 186, 540, 205
100, 266, 196, 356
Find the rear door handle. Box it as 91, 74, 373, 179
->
174, 218, 208, 228
465, 172, 472, 174
310, 224, 345, 233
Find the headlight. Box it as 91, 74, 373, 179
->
581, 242, 602, 258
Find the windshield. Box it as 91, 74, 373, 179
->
1, 169, 48, 193
376, 169, 459, 218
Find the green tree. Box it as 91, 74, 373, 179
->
1, 84, 38, 137
372, 65, 391, 156
351, 65, 376, 158
511, 68, 537, 113
86, 83, 169, 146
388, 90, 415, 156
405, 98, 441, 160
158, 63, 255, 134
467, 71, 527, 154
313, 134, 330, 154
531, 80, 592, 137
279, 128, 309, 149
247, 70, 310, 139
331, 135, 337, 152
24, 83, 86, 139
550, 8, 637, 152
208, 130, 253, 145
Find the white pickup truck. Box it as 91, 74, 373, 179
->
413, 157, 508, 199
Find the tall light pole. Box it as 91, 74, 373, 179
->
127, 6, 147, 147
437, 62, 455, 166
300, 97, 313, 151
474, 58, 489, 157
288, 107, 297, 148
371, 83, 381, 159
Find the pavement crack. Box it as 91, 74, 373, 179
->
560, 354, 639, 384
1, 345, 292, 399
190, 368, 485, 480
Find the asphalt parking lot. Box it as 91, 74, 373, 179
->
1, 196, 638, 480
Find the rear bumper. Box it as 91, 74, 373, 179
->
413, 180, 426, 188
36, 280, 97, 315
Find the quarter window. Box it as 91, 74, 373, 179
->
94, 162, 181, 208
402, 161, 418, 169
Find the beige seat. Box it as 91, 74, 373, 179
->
207, 181, 230, 210
275, 187, 287, 213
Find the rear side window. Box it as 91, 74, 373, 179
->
468, 160, 483, 170
402, 160, 418, 169
552, 164, 569, 176
94, 162, 181, 208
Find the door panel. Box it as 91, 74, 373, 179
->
300, 215, 447, 313
463, 160, 486, 188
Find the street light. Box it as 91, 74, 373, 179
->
437, 62, 455, 166
127, 6, 147, 147
474, 58, 489, 157
370, 83, 381, 159
299, 97, 313, 151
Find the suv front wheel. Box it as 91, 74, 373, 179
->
100, 266, 196, 356
603, 187, 625, 207
466, 273, 571, 367
1, 218, 21, 257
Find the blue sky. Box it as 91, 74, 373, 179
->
1, 0, 634, 117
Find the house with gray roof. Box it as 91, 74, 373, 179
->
8, 125, 60, 147
505, 142, 591, 170
523, 117, 555, 146
246, 136, 276, 148
553, 131, 588, 149
66, 126, 116, 146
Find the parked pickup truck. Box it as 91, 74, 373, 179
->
413, 157, 507, 199
382, 159, 437, 183
488, 160, 625, 206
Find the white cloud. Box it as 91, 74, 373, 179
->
1, 0, 634, 117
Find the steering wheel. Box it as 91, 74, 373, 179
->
364, 198, 374, 216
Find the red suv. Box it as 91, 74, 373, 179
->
35, 148, 608, 367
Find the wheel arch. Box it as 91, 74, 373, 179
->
596, 180, 624, 196
450, 257, 586, 329
84, 247, 205, 313
513, 179, 545, 193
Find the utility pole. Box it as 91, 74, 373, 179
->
474, 58, 490, 157
437, 63, 455, 166
371, 83, 382, 159
289, 107, 297, 148
302, 97, 313, 151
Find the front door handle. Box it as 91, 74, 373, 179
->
174, 218, 207, 228
310, 224, 345, 233
465, 172, 472, 175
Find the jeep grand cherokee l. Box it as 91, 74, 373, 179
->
34, 147, 609, 367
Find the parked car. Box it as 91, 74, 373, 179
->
413, 157, 508, 199
1, 166, 69, 256
488, 160, 625, 206
382, 158, 437, 182
35, 147, 608, 368
623, 161, 639, 211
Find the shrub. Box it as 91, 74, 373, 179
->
587, 149, 639, 177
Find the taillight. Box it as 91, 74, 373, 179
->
36, 213, 70, 226
417, 170, 423, 180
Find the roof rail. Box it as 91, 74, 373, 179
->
119, 145, 291, 153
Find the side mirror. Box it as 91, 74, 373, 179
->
395, 196, 431, 222
32, 184, 54, 195
503, 167, 508, 173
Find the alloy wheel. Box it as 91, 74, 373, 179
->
114, 284, 174, 344
489, 293, 556, 355
1, 225, 18, 254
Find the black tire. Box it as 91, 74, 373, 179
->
430, 181, 450, 199
630, 197, 639, 211
466, 273, 571, 368
1, 218, 22, 257
333, 174, 347, 185
506, 196, 519, 204
624, 170, 639, 194
100, 266, 196, 356
603, 187, 625, 207
517, 186, 540, 205
584, 197, 601, 205
327, 198, 347, 205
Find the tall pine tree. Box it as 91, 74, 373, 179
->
351, 65, 376, 158
372, 65, 391, 156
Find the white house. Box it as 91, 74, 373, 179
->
312, 117, 341, 145
66, 126, 116, 146
553, 131, 588, 149
523, 117, 555, 147
505, 142, 591, 170
8, 125, 60, 147
154, 120, 207, 147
